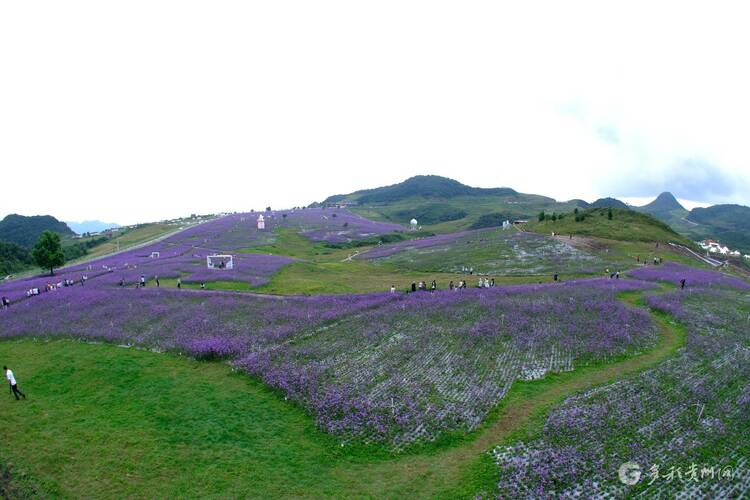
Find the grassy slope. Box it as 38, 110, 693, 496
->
231, 229, 584, 294
349, 194, 579, 233
0, 288, 686, 498
527, 208, 692, 244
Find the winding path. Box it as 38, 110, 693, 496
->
329, 287, 685, 497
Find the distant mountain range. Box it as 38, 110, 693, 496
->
317, 175, 750, 253
67, 220, 121, 235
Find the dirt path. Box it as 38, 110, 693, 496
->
329, 289, 685, 498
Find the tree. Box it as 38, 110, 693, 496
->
265, 206, 271, 212
574, 207, 579, 215
538, 211, 545, 222
551, 213, 557, 221
607, 208, 613, 220
33, 230, 65, 275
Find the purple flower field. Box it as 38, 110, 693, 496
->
356, 229, 478, 259
0, 208, 406, 303
0, 277, 657, 447
493, 285, 750, 497
627, 262, 750, 289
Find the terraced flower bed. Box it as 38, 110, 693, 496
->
492, 283, 750, 497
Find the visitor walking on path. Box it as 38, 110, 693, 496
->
177, 278, 182, 289
155, 275, 160, 287
1, 296, 9, 309
4, 366, 26, 400
140, 275, 146, 287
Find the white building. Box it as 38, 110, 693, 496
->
206, 255, 234, 270
257, 214, 265, 230
410, 218, 418, 231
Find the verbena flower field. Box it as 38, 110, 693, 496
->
0, 268, 656, 447
0, 208, 403, 302
492, 282, 750, 497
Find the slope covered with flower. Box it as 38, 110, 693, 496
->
492, 282, 750, 497
0, 277, 656, 447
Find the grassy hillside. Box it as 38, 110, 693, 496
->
0, 214, 74, 248
528, 207, 691, 244
687, 204, 750, 253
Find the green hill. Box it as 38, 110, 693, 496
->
321, 175, 577, 232
528, 207, 691, 244
687, 204, 750, 253
323, 175, 518, 204
0, 214, 75, 248
0, 241, 34, 276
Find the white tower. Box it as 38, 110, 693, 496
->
410, 218, 418, 231
257, 214, 265, 230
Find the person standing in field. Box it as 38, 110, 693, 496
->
4, 366, 26, 400
155, 275, 160, 287
177, 278, 182, 289
390, 285, 396, 294
680, 278, 686, 289
411, 281, 417, 293
140, 275, 146, 287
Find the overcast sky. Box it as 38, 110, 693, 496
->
2, 1, 749, 224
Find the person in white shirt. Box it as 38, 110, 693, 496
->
4, 366, 26, 400
389, 285, 396, 294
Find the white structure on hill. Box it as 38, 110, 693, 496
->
207, 255, 234, 270
410, 218, 418, 231
699, 239, 730, 255
150, 251, 160, 258
257, 214, 265, 230
502, 220, 511, 230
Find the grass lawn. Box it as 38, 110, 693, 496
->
0, 288, 685, 498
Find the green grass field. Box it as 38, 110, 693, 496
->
0, 287, 685, 498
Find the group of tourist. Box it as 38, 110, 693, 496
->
399, 277, 500, 294
20, 275, 88, 299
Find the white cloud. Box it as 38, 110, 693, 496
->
1, 1, 749, 224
